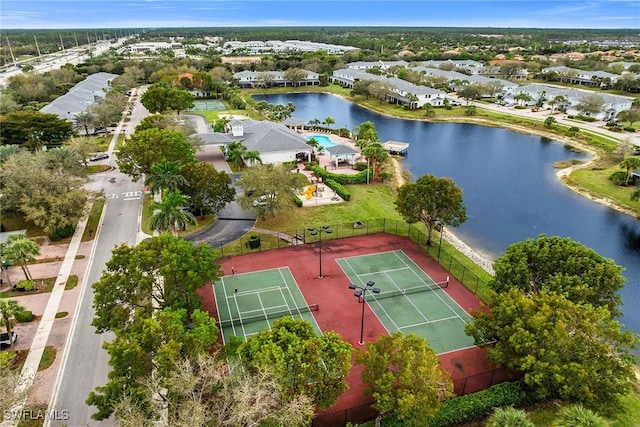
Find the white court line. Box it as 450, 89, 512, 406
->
338, 257, 399, 333
392, 250, 471, 323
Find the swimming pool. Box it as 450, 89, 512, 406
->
305, 134, 336, 148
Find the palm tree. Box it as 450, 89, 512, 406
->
514, 93, 532, 106
225, 141, 247, 170
554, 404, 610, 427
244, 150, 262, 166
144, 160, 187, 196
150, 191, 197, 237
486, 407, 534, 427
620, 157, 640, 185
74, 111, 96, 136
323, 116, 335, 130
1, 234, 40, 282
361, 142, 389, 183
552, 95, 567, 113
0, 299, 24, 350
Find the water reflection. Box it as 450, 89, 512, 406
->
254, 92, 640, 336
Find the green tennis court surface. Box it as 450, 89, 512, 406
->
338, 250, 476, 354
190, 99, 226, 111
214, 267, 322, 343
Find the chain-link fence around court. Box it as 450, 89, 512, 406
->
209, 218, 491, 297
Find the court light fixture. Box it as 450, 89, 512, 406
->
308, 225, 332, 278
348, 281, 380, 345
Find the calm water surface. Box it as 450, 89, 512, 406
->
255, 93, 640, 337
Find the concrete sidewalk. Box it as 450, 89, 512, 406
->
3, 201, 94, 427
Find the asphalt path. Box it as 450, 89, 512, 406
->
46, 91, 253, 425
48, 170, 143, 427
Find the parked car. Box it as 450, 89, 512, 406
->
0, 331, 17, 349
89, 153, 109, 162
253, 194, 277, 207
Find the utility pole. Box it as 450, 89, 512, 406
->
6, 37, 17, 68
34, 35, 42, 58
59, 33, 65, 51
74, 33, 79, 48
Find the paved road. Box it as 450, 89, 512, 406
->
48, 171, 143, 426
47, 87, 149, 427
448, 93, 640, 146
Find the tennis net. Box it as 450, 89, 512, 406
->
370, 278, 448, 301
220, 303, 319, 327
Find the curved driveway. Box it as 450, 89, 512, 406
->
185, 114, 256, 248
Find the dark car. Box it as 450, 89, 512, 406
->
0, 331, 17, 349
89, 153, 109, 162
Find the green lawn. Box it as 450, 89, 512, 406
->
566, 167, 640, 217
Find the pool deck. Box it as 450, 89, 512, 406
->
294, 130, 362, 207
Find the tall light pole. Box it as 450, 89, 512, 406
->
349, 281, 380, 345
308, 225, 332, 278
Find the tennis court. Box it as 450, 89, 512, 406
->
214, 267, 322, 343
337, 250, 476, 354
190, 99, 226, 111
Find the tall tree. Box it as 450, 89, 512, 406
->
576, 93, 605, 117
466, 289, 638, 406
0, 111, 73, 148
87, 307, 219, 420
0, 299, 25, 350
238, 317, 352, 409
283, 68, 308, 87
617, 107, 640, 127
224, 140, 247, 170
74, 111, 96, 136
179, 161, 236, 219
489, 234, 626, 316
356, 333, 453, 427
150, 190, 197, 237
361, 142, 389, 183
144, 160, 188, 196
353, 121, 380, 148
236, 163, 308, 216
395, 174, 467, 245
0, 150, 89, 233
0, 234, 40, 282
91, 234, 221, 334
113, 354, 314, 427
64, 136, 102, 168
620, 156, 640, 185
116, 128, 196, 181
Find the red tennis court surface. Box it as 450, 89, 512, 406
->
199, 233, 512, 426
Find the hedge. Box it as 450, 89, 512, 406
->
307, 164, 369, 185
427, 381, 532, 427
325, 179, 351, 201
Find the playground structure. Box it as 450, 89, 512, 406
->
303, 184, 317, 200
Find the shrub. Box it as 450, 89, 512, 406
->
609, 171, 629, 186
354, 162, 369, 171
623, 126, 636, 132
577, 115, 596, 122
325, 179, 351, 201
293, 194, 303, 207
15, 310, 34, 322
48, 225, 75, 241
427, 381, 532, 427
14, 280, 37, 291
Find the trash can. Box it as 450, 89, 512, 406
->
248, 235, 261, 249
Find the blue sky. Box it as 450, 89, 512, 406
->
1, 1, 638, 29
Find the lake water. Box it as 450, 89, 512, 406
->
254, 92, 640, 338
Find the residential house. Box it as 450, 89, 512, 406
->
40, 72, 118, 122
233, 70, 320, 88
199, 119, 313, 164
